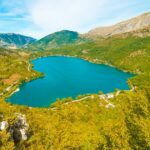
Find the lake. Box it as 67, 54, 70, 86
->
7, 56, 134, 107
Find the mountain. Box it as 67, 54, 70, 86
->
86, 12, 150, 37
0, 33, 36, 48
30, 30, 87, 50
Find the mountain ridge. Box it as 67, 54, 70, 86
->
29, 30, 88, 50
1, 12, 150, 50
0, 33, 36, 49
85, 12, 150, 37
30, 12, 150, 50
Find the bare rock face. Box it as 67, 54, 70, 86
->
87, 12, 150, 37
0, 121, 8, 130
10, 113, 29, 142
0, 113, 29, 143
15, 113, 29, 140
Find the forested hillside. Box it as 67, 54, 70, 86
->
0, 33, 36, 48
29, 30, 88, 50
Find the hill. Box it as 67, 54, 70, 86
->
29, 13, 150, 51
0, 33, 36, 48
29, 30, 88, 50
86, 12, 150, 37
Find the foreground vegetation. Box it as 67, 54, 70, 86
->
0, 32, 150, 149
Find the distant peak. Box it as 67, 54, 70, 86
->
87, 12, 150, 37
0, 33, 16, 35
0, 33, 36, 48
0, 33, 28, 37
143, 12, 150, 15
53, 30, 78, 34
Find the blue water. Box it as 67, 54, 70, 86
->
7, 56, 133, 107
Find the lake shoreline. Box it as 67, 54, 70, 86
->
31, 54, 135, 74
7, 56, 134, 107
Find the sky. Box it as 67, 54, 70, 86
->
0, 0, 150, 39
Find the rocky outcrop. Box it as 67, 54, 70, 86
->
14, 113, 29, 140
0, 113, 29, 143
0, 121, 8, 130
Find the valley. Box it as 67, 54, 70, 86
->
0, 12, 150, 149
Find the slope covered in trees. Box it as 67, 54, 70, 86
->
0, 33, 36, 48
29, 30, 88, 50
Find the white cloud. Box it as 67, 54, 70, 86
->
27, 0, 107, 34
